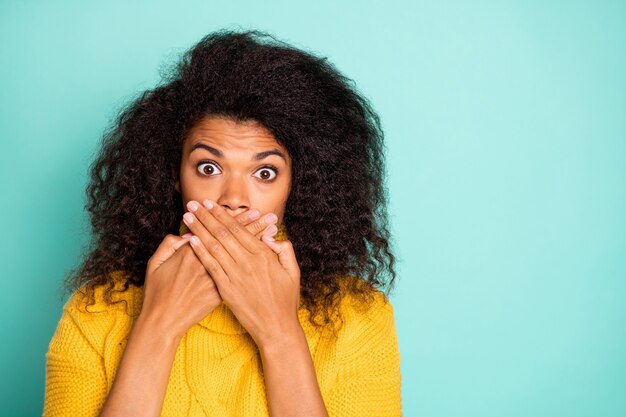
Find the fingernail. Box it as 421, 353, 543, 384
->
186, 201, 199, 212
249, 209, 260, 220
182, 233, 192, 238
263, 213, 278, 224
190, 236, 200, 246
183, 212, 194, 224
202, 199, 214, 209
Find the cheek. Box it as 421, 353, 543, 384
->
251, 190, 288, 216
273, 191, 290, 222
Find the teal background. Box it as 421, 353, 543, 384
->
1, 0, 625, 415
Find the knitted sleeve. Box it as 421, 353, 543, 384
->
326, 291, 403, 417
43, 294, 109, 417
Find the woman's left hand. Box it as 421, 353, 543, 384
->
182, 199, 302, 350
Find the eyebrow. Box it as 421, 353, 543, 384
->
190, 143, 287, 162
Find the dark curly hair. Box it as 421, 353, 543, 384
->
65, 28, 396, 328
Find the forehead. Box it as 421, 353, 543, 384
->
185, 116, 286, 152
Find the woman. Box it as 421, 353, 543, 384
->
44, 29, 401, 417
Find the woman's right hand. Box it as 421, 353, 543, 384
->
138, 208, 279, 341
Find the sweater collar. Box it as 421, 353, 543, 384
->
177, 218, 289, 335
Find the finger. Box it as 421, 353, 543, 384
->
188, 235, 232, 289
233, 209, 278, 238
186, 201, 254, 259
234, 208, 261, 226
148, 234, 191, 273
247, 212, 279, 237
261, 236, 300, 280
199, 199, 265, 255
182, 210, 240, 276
256, 224, 278, 240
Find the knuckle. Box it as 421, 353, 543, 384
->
164, 234, 178, 245
215, 227, 230, 240
229, 222, 244, 235
209, 242, 222, 254
248, 221, 263, 234
207, 262, 221, 276
234, 214, 248, 225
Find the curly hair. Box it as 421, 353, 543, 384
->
65, 28, 396, 328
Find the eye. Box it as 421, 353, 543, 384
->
196, 161, 222, 176
254, 166, 278, 182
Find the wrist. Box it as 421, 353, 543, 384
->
134, 313, 183, 348
257, 319, 307, 355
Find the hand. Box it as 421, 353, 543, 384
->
182, 199, 302, 350
180, 207, 280, 240
140, 208, 281, 341
244, 208, 280, 240
140, 234, 220, 341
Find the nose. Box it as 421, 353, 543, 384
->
217, 174, 250, 216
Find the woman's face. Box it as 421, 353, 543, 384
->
175, 116, 292, 225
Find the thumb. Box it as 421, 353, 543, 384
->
262, 236, 300, 280
149, 234, 191, 273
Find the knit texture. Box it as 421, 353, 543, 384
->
43, 221, 402, 416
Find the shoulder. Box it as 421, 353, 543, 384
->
58, 272, 143, 347
328, 275, 398, 362
334, 275, 396, 337
65, 271, 143, 316
336, 275, 394, 317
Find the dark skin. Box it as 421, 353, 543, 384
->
99, 116, 328, 417
176, 116, 292, 225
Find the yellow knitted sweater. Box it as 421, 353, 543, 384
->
43, 222, 402, 416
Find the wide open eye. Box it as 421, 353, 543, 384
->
253, 166, 278, 182
197, 161, 222, 176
